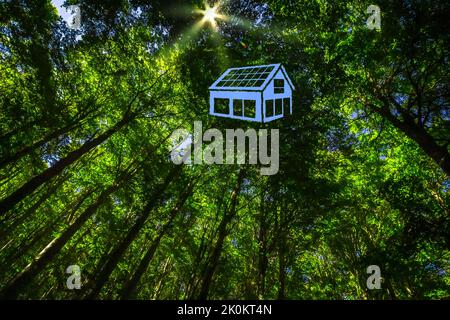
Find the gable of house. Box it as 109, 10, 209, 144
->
263, 69, 293, 97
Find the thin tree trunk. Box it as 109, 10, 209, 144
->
121, 179, 195, 299
152, 257, 172, 299
84, 166, 182, 299
0, 113, 134, 215
5, 219, 59, 268
0, 164, 136, 299
0, 103, 97, 165
0, 121, 80, 170
186, 225, 210, 299
198, 169, 244, 300
0, 173, 69, 242
385, 277, 397, 300
0, 119, 39, 146
277, 206, 287, 300
258, 193, 268, 299
5, 187, 95, 265
0, 167, 21, 187
277, 237, 286, 300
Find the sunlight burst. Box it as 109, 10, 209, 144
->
204, 7, 218, 23
196, 3, 227, 30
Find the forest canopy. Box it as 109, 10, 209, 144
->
0, 0, 449, 300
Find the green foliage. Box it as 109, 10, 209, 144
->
0, 0, 448, 300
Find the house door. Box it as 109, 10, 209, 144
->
266, 100, 274, 117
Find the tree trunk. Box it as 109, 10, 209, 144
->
0, 113, 133, 215
186, 225, 209, 299
6, 187, 95, 266
385, 277, 397, 300
0, 166, 135, 299
374, 104, 450, 176
0, 121, 80, 170
258, 192, 268, 299
84, 166, 182, 299
120, 179, 194, 299
277, 206, 287, 300
0, 173, 69, 242
0, 118, 40, 146
198, 169, 244, 300
0, 104, 97, 167
152, 257, 172, 299
277, 236, 286, 300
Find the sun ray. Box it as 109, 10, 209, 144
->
151, 1, 293, 69
153, 20, 204, 65
194, 2, 229, 31
210, 29, 230, 69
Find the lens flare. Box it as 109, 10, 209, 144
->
195, 3, 227, 30
204, 7, 218, 23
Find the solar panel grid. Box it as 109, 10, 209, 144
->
215, 65, 275, 88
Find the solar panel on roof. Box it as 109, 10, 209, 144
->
210, 65, 277, 89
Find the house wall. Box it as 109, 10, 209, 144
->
209, 90, 262, 122
262, 69, 293, 122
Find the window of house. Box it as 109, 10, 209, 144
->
275, 99, 283, 115
244, 100, 256, 118
233, 99, 243, 116
266, 100, 274, 117
274, 79, 284, 94
214, 98, 229, 114
283, 98, 290, 114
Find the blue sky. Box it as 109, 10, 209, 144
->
51, 0, 72, 22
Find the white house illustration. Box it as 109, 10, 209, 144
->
209, 63, 294, 122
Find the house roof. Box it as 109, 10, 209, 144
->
209, 63, 295, 91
